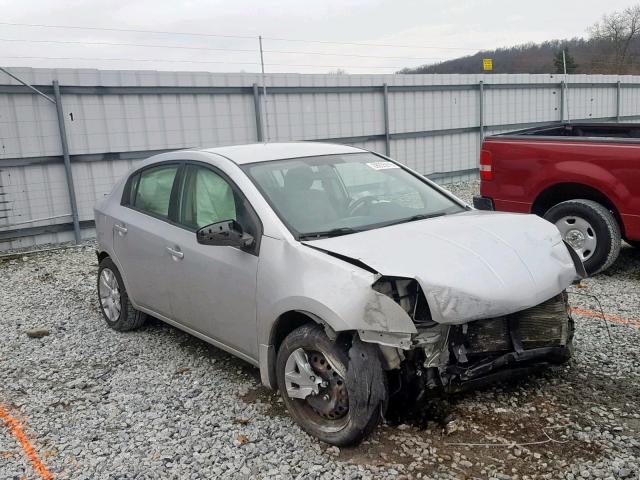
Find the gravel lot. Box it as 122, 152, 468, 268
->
1, 181, 639, 480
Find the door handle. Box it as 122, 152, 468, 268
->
114, 223, 128, 235
166, 246, 184, 260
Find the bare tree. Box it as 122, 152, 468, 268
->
401, 6, 640, 75
589, 5, 640, 71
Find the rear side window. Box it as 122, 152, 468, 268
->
131, 165, 179, 218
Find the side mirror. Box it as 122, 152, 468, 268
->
196, 220, 254, 249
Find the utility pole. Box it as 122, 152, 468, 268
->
563, 50, 571, 123
258, 36, 270, 142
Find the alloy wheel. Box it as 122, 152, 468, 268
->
99, 268, 121, 322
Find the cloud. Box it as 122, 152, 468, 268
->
0, 0, 635, 73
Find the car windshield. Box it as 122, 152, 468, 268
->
244, 152, 465, 239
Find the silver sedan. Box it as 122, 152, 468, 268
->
94, 142, 582, 446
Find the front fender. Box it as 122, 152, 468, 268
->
256, 237, 417, 349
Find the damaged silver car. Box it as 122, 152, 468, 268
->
94, 143, 583, 446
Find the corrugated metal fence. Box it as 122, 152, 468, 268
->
2, 67, 640, 250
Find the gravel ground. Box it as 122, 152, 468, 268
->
1, 181, 639, 479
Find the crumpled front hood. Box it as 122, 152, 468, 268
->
304, 210, 578, 324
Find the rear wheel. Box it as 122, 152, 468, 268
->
544, 199, 621, 275
276, 324, 386, 446
97, 257, 146, 331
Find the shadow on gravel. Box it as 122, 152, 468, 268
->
239, 367, 605, 477
142, 316, 262, 380
599, 244, 640, 278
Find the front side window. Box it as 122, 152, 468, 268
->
244, 152, 464, 239
178, 165, 237, 229
132, 165, 179, 218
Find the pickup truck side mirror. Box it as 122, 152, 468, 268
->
196, 219, 254, 249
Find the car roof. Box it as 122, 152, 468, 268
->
199, 142, 366, 165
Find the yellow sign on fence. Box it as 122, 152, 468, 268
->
483, 58, 493, 71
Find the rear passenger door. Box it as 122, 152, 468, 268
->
113, 163, 182, 319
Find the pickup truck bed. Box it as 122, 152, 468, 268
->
475, 123, 640, 274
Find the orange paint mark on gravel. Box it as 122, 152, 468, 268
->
570, 307, 640, 328
0, 405, 53, 480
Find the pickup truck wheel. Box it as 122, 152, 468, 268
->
544, 199, 621, 275
276, 324, 386, 446
97, 257, 146, 331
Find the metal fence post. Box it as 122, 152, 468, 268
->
52, 80, 81, 244
382, 83, 390, 156
478, 81, 484, 143
616, 80, 621, 122
560, 81, 565, 122
252, 83, 264, 142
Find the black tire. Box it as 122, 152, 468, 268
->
97, 257, 146, 331
544, 199, 621, 275
276, 324, 387, 446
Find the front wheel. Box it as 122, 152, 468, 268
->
276, 324, 387, 446
544, 199, 621, 275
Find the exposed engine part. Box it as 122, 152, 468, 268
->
372, 276, 435, 325
442, 292, 573, 387
378, 345, 405, 370
358, 329, 412, 349
386, 292, 574, 414
464, 293, 570, 355
414, 324, 450, 367
386, 349, 451, 426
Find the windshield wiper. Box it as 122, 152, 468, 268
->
299, 227, 362, 240
384, 212, 446, 227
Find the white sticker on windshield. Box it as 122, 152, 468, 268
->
366, 161, 400, 170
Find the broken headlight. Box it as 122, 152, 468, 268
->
372, 276, 435, 326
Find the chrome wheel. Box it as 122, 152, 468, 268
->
555, 215, 598, 261
99, 268, 121, 322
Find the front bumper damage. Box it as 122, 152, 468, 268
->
364, 291, 573, 399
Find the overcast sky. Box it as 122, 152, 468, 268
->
0, 0, 636, 74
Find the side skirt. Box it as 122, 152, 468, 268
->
136, 307, 260, 368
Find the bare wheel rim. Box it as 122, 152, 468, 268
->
99, 268, 121, 322
555, 215, 598, 261
284, 348, 350, 433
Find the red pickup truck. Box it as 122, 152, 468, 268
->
474, 123, 640, 274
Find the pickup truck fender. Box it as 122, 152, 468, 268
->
530, 161, 630, 213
